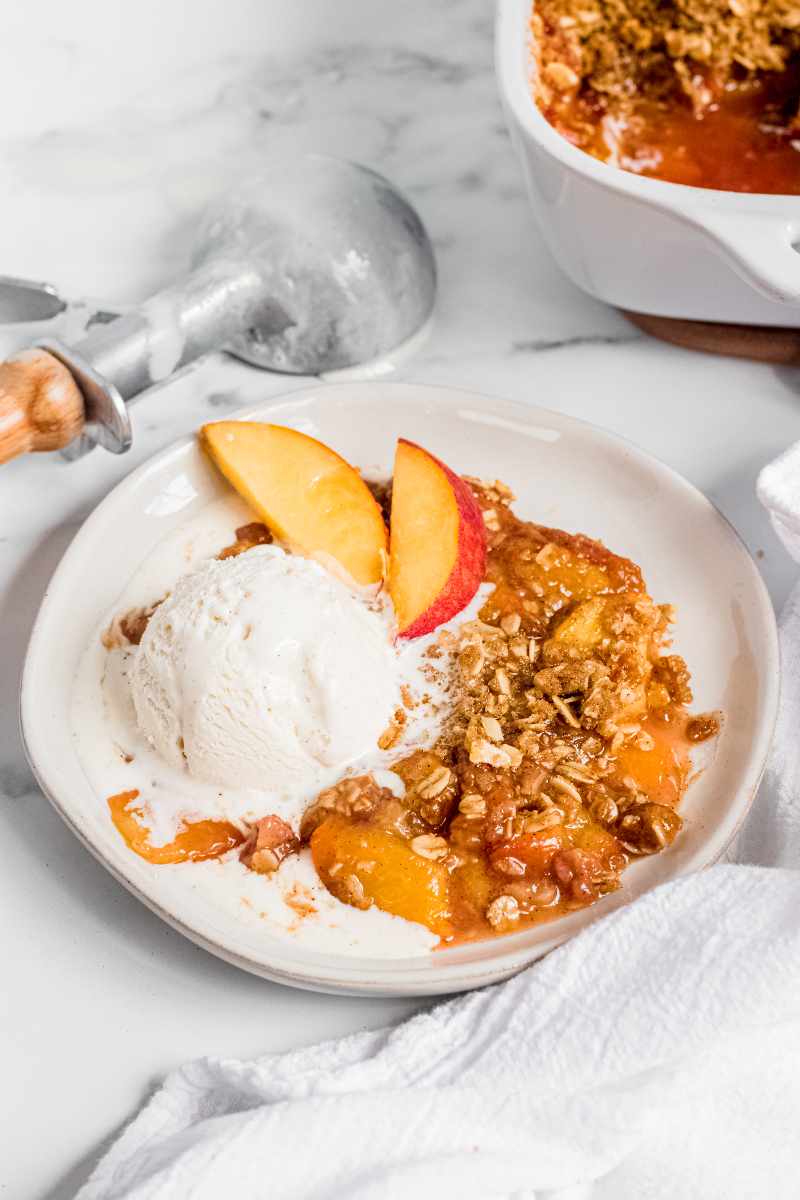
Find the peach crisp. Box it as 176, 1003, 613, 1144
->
104, 423, 718, 950
299, 474, 718, 944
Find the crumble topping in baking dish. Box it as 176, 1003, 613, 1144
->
533, 0, 800, 192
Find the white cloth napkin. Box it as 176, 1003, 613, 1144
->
79, 455, 800, 1200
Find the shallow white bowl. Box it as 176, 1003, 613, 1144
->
22, 382, 778, 995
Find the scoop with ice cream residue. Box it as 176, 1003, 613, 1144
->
0, 156, 437, 467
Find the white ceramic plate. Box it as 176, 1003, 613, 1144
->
21, 382, 779, 995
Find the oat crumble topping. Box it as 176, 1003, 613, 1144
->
300, 478, 719, 943
534, 0, 800, 113
533, 0, 800, 193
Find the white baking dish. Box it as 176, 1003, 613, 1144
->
497, 0, 800, 323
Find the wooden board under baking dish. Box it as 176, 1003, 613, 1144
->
624, 312, 800, 365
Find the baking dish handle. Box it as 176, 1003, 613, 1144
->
688, 214, 800, 305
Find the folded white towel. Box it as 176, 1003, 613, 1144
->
737, 448, 800, 869
79, 455, 800, 1200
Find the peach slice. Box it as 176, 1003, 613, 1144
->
200, 422, 387, 586
388, 439, 486, 638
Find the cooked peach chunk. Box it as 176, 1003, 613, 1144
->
552, 593, 656, 657
200, 422, 387, 585
388, 439, 486, 638
489, 826, 570, 880
551, 595, 610, 653
534, 526, 645, 592
549, 593, 663, 722
451, 857, 494, 918
613, 715, 689, 806
572, 824, 625, 870
108, 791, 244, 864
310, 814, 453, 936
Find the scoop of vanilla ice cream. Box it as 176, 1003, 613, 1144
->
130, 545, 398, 792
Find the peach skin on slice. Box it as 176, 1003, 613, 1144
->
388, 438, 486, 638
310, 814, 453, 937
200, 422, 387, 586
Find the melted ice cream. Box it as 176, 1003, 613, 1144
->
71, 492, 490, 957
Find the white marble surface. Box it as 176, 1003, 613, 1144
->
1, 1, 798, 1196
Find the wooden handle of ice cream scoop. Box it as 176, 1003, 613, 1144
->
0, 348, 85, 464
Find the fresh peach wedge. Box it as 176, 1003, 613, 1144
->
388, 439, 486, 638
200, 422, 387, 586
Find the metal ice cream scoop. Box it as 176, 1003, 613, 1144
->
0, 156, 436, 464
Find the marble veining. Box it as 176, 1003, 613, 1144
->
510, 332, 643, 352
2, 2, 800, 1196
